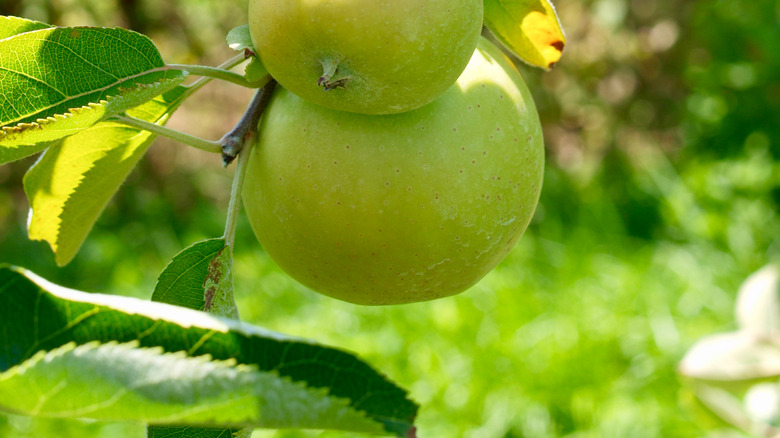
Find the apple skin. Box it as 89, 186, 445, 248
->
242, 38, 544, 305
248, 0, 483, 115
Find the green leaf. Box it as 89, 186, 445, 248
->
151, 239, 228, 311
483, 0, 566, 69
148, 426, 247, 438
0, 25, 182, 126
0, 141, 53, 166
0, 266, 418, 436
202, 246, 239, 319
149, 238, 242, 438
226, 25, 267, 83
0, 25, 186, 161
24, 85, 191, 266
226, 25, 253, 52
0, 15, 52, 39
0, 78, 183, 164
244, 59, 269, 83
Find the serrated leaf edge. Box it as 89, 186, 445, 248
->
0, 16, 54, 42
0, 76, 185, 146
1, 340, 391, 434
1, 101, 109, 137
6, 266, 417, 435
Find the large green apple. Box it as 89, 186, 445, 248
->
242, 38, 544, 305
248, 0, 483, 115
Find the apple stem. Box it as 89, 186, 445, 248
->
112, 114, 224, 153
222, 80, 278, 252
222, 136, 252, 254
111, 78, 277, 164
219, 79, 277, 166
110, 54, 254, 154
318, 58, 339, 85
318, 58, 349, 90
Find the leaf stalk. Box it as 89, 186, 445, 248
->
167, 64, 264, 88
112, 115, 223, 154
110, 75, 275, 158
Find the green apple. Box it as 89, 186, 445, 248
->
242, 38, 544, 305
248, 0, 483, 115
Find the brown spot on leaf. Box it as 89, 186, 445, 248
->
204, 286, 216, 310
203, 247, 227, 311
207, 250, 225, 283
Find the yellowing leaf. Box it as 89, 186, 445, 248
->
24, 87, 189, 266
24, 121, 156, 267
0, 15, 52, 40
484, 0, 566, 69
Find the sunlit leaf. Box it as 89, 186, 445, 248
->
0, 78, 183, 165
0, 141, 52, 166
484, 0, 566, 69
23, 86, 190, 266
151, 238, 228, 311
148, 238, 241, 438
0, 24, 186, 162
0, 266, 419, 436
0, 15, 52, 39
0, 25, 181, 126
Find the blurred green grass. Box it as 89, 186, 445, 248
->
1, 0, 779, 437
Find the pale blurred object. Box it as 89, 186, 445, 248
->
736, 264, 780, 337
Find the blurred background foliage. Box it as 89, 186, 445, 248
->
1, 0, 779, 437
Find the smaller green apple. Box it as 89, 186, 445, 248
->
248, 0, 483, 115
